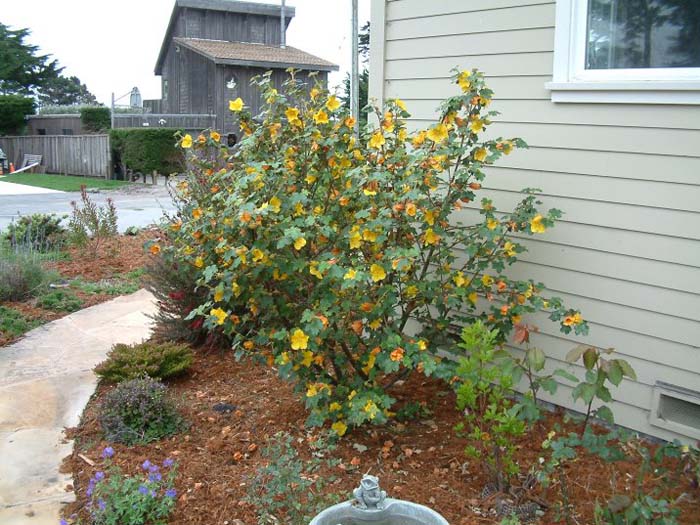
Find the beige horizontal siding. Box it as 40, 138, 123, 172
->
372, 0, 700, 442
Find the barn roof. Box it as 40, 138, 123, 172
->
173, 37, 339, 72
155, 0, 296, 75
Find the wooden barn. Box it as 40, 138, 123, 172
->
153, 0, 338, 135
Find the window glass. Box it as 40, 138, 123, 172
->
586, 0, 700, 69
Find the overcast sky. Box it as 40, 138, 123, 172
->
2, 0, 370, 106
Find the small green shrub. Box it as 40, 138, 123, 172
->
0, 253, 47, 301
80, 106, 110, 132
36, 289, 83, 312
454, 321, 525, 492
68, 186, 118, 253
4, 213, 66, 251
110, 128, 184, 176
245, 431, 340, 525
98, 377, 183, 445
85, 447, 178, 525
0, 94, 35, 135
0, 306, 41, 338
95, 341, 193, 383
143, 242, 212, 345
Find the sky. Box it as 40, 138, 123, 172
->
2, 0, 370, 106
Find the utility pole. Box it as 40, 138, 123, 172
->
111, 92, 115, 129
280, 0, 286, 48
350, 0, 359, 136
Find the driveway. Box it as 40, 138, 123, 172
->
0, 184, 177, 233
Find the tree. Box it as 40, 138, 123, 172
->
340, 22, 370, 126
0, 22, 61, 96
38, 75, 97, 106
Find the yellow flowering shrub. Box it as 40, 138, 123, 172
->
171, 69, 587, 432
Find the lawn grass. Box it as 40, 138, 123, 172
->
0, 173, 129, 192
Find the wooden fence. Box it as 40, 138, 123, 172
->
0, 135, 111, 178
113, 113, 216, 132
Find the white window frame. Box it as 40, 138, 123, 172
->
546, 0, 700, 104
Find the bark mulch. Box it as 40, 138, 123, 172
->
62, 350, 699, 525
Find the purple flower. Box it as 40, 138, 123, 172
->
101, 447, 114, 459
59, 520, 68, 525
165, 488, 177, 498
86, 487, 93, 497
163, 458, 174, 468
149, 472, 162, 482
138, 485, 149, 495
98, 499, 106, 511
150, 489, 156, 497
141, 460, 152, 471
148, 464, 160, 473
94, 471, 105, 481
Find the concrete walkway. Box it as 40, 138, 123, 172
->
0, 180, 62, 195
0, 290, 157, 524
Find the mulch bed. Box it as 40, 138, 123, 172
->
62, 350, 699, 525
1, 231, 158, 348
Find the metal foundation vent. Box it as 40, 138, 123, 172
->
649, 382, 700, 441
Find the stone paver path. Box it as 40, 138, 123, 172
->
0, 289, 157, 524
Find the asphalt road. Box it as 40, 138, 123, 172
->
0, 184, 178, 233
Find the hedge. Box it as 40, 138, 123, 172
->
110, 128, 184, 176
80, 106, 110, 132
0, 95, 35, 135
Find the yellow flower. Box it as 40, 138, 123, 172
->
301, 350, 314, 367
294, 237, 306, 250
251, 248, 265, 262
210, 131, 220, 142
194, 256, 204, 268
405, 202, 417, 217
405, 285, 418, 298
424, 209, 436, 226
332, 421, 348, 436
395, 98, 407, 111
214, 288, 224, 302
370, 264, 386, 282
482, 274, 494, 287
149, 244, 161, 255
363, 400, 379, 419
563, 312, 583, 326
457, 70, 471, 92
309, 261, 323, 279
369, 319, 382, 330
232, 282, 240, 296
424, 228, 440, 245
427, 123, 448, 143
349, 229, 362, 249
344, 268, 357, 280
469, 119, 484, 133
362, 352, 377, 375
192, 208, 202, 219
504, 241, 516, 257
487, 218, 499, 230
285, 107, 300, 121
210, 307, 227, 325
412, 130, 427, 147
474, 148, 488, 162
181, 134, 193, 148
229, 97, 244, 112
368, 131, 385, 150
468, 291, 478, 304
325, 95, 341, 111
530, 214, 546, 233
453, 271, 466, 287
269, 196, 282, 213
330, 402, 342, 412
290, 329, 309, 350
344, 116, 356, 128
362, 229, 379, 243
310, 87, 320, 100
418, 340, 428, 351
306, 384, 318, 397
313, 109, 329, 124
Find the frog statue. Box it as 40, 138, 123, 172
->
353, 474, 387, 510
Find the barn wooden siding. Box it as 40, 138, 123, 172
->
370, 0, 700, 442
0, 135, 111, 178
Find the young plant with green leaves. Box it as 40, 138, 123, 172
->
565, 345, 636, 433
454, 321, 525, 492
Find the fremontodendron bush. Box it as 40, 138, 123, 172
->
98, 377, 183, 445
83, 447, 178, 525
171, 69, 589, 435
94, 340, 193, 383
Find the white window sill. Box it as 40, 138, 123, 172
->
545, 81, 700, 104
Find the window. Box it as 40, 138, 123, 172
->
547, 0, 700, 104
62, 129, 74, 135
649, 382, 700, 440
37, 128, 46, 136
163, 79, 169, 101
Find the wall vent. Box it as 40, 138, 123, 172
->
649, 382, 700, 441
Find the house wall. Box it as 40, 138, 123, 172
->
26, 115, 84, 135
370, 0, 700, 443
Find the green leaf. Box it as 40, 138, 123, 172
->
606, 360, 623, 386
553, 368, 578, 383
526, 347, 546, 371
595, 405, 615, 424
565, 345, 587, 363
583, 348, 598, 370
616, 359, 637, 381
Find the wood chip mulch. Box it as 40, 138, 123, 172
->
61, 350, 699, 525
